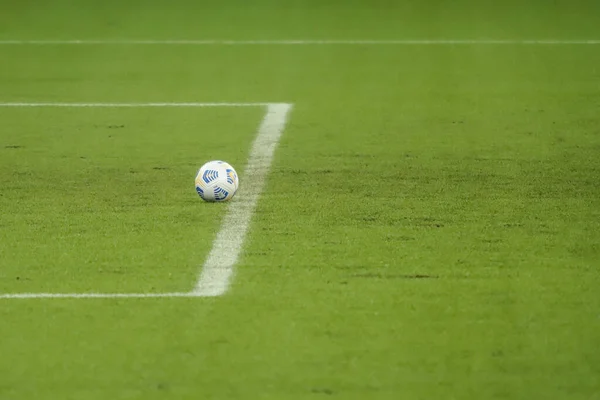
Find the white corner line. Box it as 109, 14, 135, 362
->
0, 39, 599, 45
193, 103, 294, 297
0, 101, 294, 299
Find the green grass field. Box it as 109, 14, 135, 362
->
1, 1, 600, 399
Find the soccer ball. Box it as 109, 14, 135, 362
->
195, 160, 239, 202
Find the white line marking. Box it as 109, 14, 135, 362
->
0, 102, 272, 107
0, 39, 598, 45
193, 103, 293, 296
0, 102, 293, 299
0, 292, 196, 299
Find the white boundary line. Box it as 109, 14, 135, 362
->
194, 103, 292, 296
1, 292, 195, 299
0, 102, 271, 107
0, 39, 598, 45
0, 102, 293, 299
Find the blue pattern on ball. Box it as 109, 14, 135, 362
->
202, 169, 219, 184
214, 186, 229, 201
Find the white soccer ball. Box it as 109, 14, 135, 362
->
195, 160, 239, 202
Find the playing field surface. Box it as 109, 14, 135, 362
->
1, 1, 599, 399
